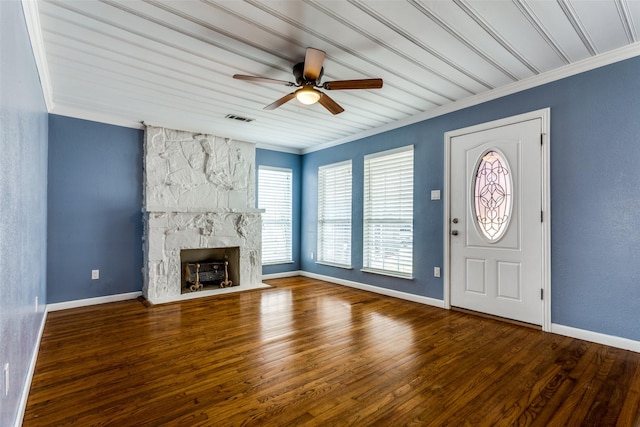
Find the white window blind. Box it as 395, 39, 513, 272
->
318, 161, 352, 268
363, 146, 414, 278
258, 166, 293, 265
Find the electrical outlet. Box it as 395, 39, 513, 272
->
92, 270, 100, 280
3, 363, 9, 397
35, 296, 38, 312
434, 267, 441, 278
431, 190, 441, 200
310, 252, 314, 260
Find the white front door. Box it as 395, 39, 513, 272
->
449, 116, 544, 325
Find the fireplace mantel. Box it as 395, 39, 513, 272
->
144, 207, 264, 214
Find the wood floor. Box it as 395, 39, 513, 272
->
24, 277, 640, 426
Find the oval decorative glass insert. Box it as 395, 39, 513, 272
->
473, 150, 513, 241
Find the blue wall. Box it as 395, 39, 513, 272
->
302, 56, 640, 342
47, 115, 143, 303
0, 1, 48, 425
255, 148, 303, 274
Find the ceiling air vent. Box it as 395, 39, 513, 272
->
225, 114, 254, 123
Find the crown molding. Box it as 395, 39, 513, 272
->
22, 0, 54, 111
50, 105, 145, 130
302, 42, 640, 154
255, 142, 302, 155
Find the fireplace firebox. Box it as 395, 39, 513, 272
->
180, 247, 240, 293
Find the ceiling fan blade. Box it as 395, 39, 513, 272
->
303, 48, 326, 81
233, 74, 295, 86
323, 78, 383, 90
318, 92, 345, 115
264, 93, 296, 110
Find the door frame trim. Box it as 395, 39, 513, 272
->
443, 108, 551, 331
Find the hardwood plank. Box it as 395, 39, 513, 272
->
23, 277, 640, 426
616, 357, 640, 426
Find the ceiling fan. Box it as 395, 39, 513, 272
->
233, 47, 383, 115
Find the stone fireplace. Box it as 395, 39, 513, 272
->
142, 126, 266, 304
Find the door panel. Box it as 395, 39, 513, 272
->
465, 259, 486, 294
450, 118, 542, 325
497, 261, 520, 300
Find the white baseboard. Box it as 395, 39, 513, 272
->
299, 271, 445, 308
46, 291, 142, 312
15, 310, 47, 427
262, 271, 304, 280
551, 324, 640, 353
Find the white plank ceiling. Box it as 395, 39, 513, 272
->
31, 0, 640, 152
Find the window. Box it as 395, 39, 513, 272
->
258, 166, 293, 265
317, 160, 352, 268
363, 146, 414, 278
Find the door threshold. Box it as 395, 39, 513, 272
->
451, 307, 541, 330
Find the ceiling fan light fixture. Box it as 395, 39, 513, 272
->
295, 86, 321, 105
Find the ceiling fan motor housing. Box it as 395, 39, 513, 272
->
293, 62, 323, 86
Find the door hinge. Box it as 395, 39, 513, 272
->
541, 134, 544, 145
541, 211, 544, 222
541, 289, 544, 300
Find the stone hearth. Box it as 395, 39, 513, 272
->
142, 126, 266, 304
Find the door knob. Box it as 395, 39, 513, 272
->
451, 230, 459, 236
